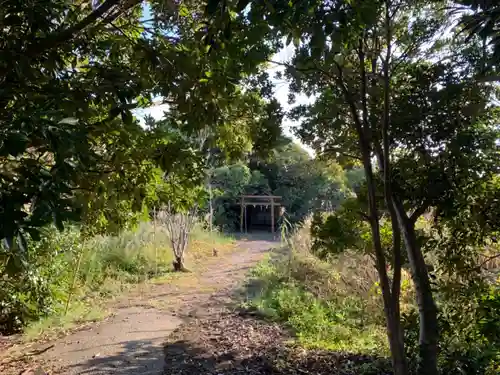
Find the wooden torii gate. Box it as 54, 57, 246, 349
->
239, 195, 282, 233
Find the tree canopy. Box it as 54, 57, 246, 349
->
204, 1, 499, 374
0, 0, 282, 252
211, 137, 348, 230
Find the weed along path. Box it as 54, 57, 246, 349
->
8, 237, 276, 375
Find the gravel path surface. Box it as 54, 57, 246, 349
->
22, 236, 276, 375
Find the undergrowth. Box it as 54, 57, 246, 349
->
246, 220, 500, 374
246, 231, 395, 355
248, 257, 388, 354
244, 220, 421, 356
1, 222, 232, 338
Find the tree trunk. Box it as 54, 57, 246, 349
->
393, 198, 439, 375
173, 257, 182, 271
173, 256, 189, 272
387, 210, 408, 375
375, 216, 408, 375
386, 307, 408, 375
336, 41, 409, 374
361, 150, 408, 375
369, 213, 408, 375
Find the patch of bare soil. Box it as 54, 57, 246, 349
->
163, 312, 393, 375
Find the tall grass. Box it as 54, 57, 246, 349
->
75, 222, 231, 292
247, 219, 413, 355
2, 221, 232, 338
79, 222, 173, 286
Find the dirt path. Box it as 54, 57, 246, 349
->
161, 311, 390, 375
26, 236, 275, 375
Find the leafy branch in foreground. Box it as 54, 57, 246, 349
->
0, 0, 281, 260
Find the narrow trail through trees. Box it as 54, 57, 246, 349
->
20, 237, 276, 375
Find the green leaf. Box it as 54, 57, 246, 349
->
3, 237, 13, 250
58, 117, 79, 125
179, 4, 189, 17
2, 132, 29, 157
26, 228, 41, 242
16, 232, 27, 254
121, 111, 133, 125
53, 212, 64, 232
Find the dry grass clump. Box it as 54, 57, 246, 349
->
287, 218, 414, 316
247, 218, 397, 353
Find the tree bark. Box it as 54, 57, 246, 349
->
360, 144, 408, 375
393, 198, 439, 375
372, 147, 408, 375
336, 53, 409, 375
173, 256, 189, 272
365, 163, 408, 375
387, 205, 407, 375
357, 25, 409, 374
378, 1, 438, 372
173, 257, 182, 271
386, 306, 407, 375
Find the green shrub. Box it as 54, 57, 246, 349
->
248, 253, 389, 354
0, 226, 79, 333
403, 283, 500, 375
285, 215, 500, 373
0, 271, 55, 334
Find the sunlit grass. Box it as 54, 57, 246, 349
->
23, 301, 108, 342
22, 222, 235, 342
244, 219, 395, 356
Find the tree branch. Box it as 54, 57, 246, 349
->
478, 253, 500, 269
358, 36, 371, 132
31, 0, 126, 55
267, 59, 326, 77
410, 200, 431, 223
382, 0, 392, 186
1, 0, 141, 79
331, 60, 366, 142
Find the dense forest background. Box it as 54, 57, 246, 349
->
209, 136, 360, 230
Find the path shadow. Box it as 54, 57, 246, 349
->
230, 230, 280, 243
163, 340, 277, 375
56, 238, 281, 375
65, 339, 165, 375
162, 314, 393, 375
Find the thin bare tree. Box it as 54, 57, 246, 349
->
156, 203, 197, 271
